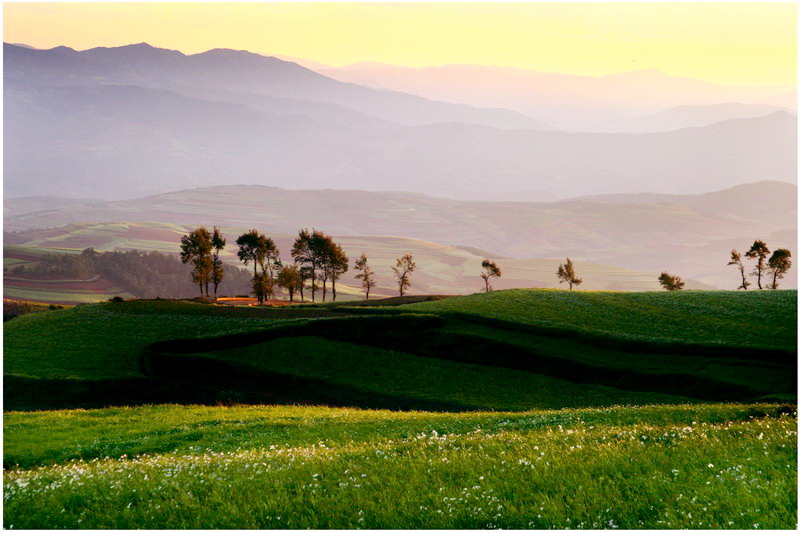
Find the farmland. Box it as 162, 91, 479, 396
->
3, 289, 797, 528
4, 220, 719, 306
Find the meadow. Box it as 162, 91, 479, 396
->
4, 404, 796, 529
3, 289, 797, 528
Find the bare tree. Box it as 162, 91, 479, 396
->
392, 253, 416, 296
480, 259, 502, 292
556, 258, 583, 290
354, 253, 376, 299
727, 249, 750, 290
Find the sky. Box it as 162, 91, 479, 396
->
3, 2, 797, 86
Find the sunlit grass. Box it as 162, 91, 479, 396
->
403, 289, 797, 350
4, 404, 795, 529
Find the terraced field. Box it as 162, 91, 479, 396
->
3, 244, 132, 304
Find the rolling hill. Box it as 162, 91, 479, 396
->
5, 290, 795, 409
4, 221, 717, 304
5, 181, 796, 290
4, 288, 795, 528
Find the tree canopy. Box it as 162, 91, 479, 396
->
556, 258, 582, 290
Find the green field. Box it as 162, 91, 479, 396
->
3, 289, 797, 528
4, 404, 796, 529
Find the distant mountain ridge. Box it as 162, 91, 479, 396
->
318, 62, 796, 131
4, 42, 553, 131
4, 42, 797, 204
5, 79, 795, 199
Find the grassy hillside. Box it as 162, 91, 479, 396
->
4, 403, 796, 528
4, 290, 795, 411
402, 289, 797, 350
4, 290, 796, 528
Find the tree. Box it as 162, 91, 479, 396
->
354, 253, 376, 299
180, 227, 213, 298
767, 249, 792, 289
210, 227, 226, 298
745, 240, 770, 290
392, 253, 416, 296
236, 229, 265, 279
727, 249, 750, 290
322, 239, 348, 302
297, 265, 313, 302
251, 272, 270, 304
261, 239, 281, 301
292, 229, 319, 302
556, 258, 582, 290
479, 259, 502, 292
277, 264, 302, 303
658, 272, 685, 291
236, 229, 279, 304
291, 228, 330, 302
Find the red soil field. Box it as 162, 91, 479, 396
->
5, 277, 119, 292
216, 297, 292, 306
4, 252, 46, 263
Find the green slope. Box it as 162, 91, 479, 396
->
4, 290, 796, 411
402, 288, 797, 350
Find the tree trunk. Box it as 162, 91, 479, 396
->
772, 271, 779, 289
311, 267, 316, 302
740, 267, 748, 290
366, 287, 370, 300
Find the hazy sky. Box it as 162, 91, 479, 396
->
4, 2, 797, 86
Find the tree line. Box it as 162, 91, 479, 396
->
728, 240, 792, 290
180, 227, 422, 302
6, 247, 253, 299
554, 240, 792, 293
180, 227, 794, 300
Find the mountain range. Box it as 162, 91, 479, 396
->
4, 42, 797, 200
318, 63, 796, 131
